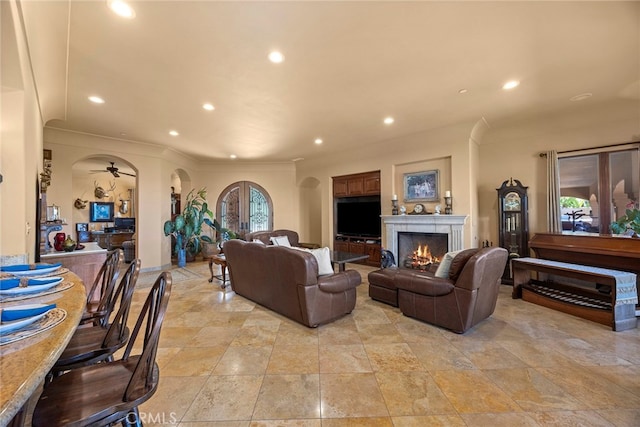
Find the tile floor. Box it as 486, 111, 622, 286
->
128, 261, 640, 426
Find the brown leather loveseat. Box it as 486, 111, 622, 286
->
223, 239, 361, 327
369, 247, 508, 333
244, 229, 319, 249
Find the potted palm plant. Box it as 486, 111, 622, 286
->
610, 208, 640, 238
163, 187, 215, 267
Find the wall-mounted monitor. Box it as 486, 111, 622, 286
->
90, 201, 115, 222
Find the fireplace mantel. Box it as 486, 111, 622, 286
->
382, 215, 468, 258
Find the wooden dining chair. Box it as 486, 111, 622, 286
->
81, 248, 123, 326
48, 259, 141, 379
33, 271, 172, 427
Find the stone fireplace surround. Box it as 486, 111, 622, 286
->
381, 215, 468, 263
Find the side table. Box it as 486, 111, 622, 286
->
205, 253, 229, 288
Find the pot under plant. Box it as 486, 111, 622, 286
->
177, 249, 187, 268
201, 241, 220, 258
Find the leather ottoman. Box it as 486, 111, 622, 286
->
368, 268, 401, 306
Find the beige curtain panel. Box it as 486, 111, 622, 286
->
546, 150, 562, 233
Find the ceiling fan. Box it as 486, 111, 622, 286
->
90, 162, 136, 178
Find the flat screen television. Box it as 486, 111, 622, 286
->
90, 201, 115, 222
336, 199, 381, 237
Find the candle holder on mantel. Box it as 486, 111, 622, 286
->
444, 196, 452, 214
392, 199, 399, 215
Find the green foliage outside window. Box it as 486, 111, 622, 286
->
560, 197, 590, 209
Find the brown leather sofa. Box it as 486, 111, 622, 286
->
244, 229, 319, 249
369, 247, 507, 333
223, 239, 361, 327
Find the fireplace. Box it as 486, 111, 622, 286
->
381, 215, 467, 268
398, 232, 448, 270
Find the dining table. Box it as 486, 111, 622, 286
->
0, 270, 86, 426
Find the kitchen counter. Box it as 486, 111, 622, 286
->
0, 271, 86, 425
41, 242, 106, 257
41, 242, 107, 294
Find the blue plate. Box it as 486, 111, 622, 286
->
0, 277, 64, 295
1, 263, 62, 277
0, 304, 56, 334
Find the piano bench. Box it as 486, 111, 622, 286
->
512, 257, 637, 332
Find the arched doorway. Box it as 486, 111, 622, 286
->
71, 156, 137, 259
216, 181, 273, 239
71, 156, 137, 226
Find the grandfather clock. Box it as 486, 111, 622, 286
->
497, 178, 529, 284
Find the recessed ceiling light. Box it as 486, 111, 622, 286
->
169, 130, 179, 136
230, 154, 237, 159
502, 80, 520, 90
314, 138, 323, 145
108, 0, 135, 19
383, 117, 395, 125
268, 51, 285, 64
88, 96, 105, 104
458, 89, 468, 94
203, 103, 215, 111
570, 93, 593, 102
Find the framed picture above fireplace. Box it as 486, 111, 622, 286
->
403, 170, 439, 202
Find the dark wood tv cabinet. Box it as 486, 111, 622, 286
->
332, 170, 382, 268
334, 235, 381, 267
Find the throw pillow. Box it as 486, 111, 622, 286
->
291, 246, 334, 276
310, 247, 334, 276
270, 235, 291, 247
434, 250, 462, 278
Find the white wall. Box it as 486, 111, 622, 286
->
296, 120, 479, 249
1, 0, 44, 263
479, 100, 640, 249
44, 128, 299, 271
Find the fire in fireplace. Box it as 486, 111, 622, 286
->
398, 232, 448, 271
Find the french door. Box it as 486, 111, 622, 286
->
216, 181, 273, 239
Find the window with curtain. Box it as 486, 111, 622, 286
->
558, 145, 639, 234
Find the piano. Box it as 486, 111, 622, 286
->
528, 233, 640, 285
513, 233, 640, 331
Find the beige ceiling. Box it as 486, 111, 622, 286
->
21, 1, 640, 162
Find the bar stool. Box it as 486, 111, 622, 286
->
81, 249, 123, 326
33, 271, 172, 427
48, 259, 140, 379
